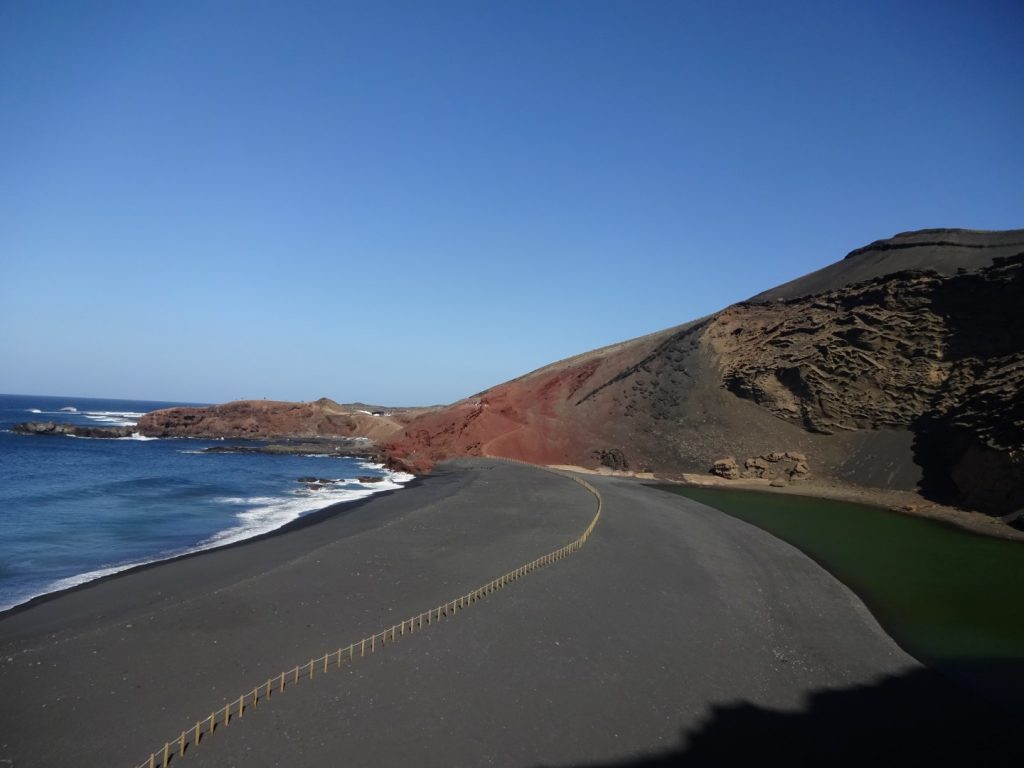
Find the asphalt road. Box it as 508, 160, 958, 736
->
0, 460, 1018, 767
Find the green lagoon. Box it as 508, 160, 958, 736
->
656, 485, 1024, 709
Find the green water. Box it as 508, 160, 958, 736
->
655, 486, 1024, 706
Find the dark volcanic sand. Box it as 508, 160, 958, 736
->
0, 460, 1019, 767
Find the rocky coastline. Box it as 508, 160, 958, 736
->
13, 421, 135, 439
201, 438, 384, 461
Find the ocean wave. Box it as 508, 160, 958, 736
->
355, 460, 415, 483
0, 465, 412, 613
27, 408, 42, 413
40, 561, 151, 600
60, 406, 77, 412
83, 410, 146, 427
204, 470, 412, 548
63, 433, 156, 441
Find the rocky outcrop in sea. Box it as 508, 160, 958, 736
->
13, 421, 135, 438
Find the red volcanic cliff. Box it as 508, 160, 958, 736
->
385, 328, 693, 473
138, 398, 424, 442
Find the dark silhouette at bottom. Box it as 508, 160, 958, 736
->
549, 667, 1023, 768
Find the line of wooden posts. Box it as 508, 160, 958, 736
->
134, 465, 601, 768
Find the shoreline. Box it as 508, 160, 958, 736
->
0, 467, 419, 620
4, 459, 1017, 766
0, 460, 605, 766
546, 463, 1024, 542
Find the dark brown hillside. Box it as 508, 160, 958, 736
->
388, 229, 1024, 519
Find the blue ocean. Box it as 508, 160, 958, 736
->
0, 393, 411, 612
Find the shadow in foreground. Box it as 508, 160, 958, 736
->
551, 667, 1023, 768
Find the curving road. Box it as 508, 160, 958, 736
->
0, 460, 1018, 766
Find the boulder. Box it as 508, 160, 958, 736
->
790, 460, 811, 478
593, 448, 629, 471
744, 457, 771, 478
711, 457, 741, 479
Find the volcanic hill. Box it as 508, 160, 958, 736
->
137, 398, 433, 443
136, 229, 1023, 519
386, 228, 1024, 518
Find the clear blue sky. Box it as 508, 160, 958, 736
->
2, 1, 1022, 405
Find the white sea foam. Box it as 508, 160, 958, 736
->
60, 406, 77, 412
42, 562, 151, 599
83, 410, 146, 426
203, 470, 412, 549
356, 460, 416, 484
27, 408, 41, 413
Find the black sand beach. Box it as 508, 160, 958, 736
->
0, 460, 1019, 767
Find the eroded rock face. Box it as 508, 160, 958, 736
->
704, 254, 1024, 513
712, 451, 809, 483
